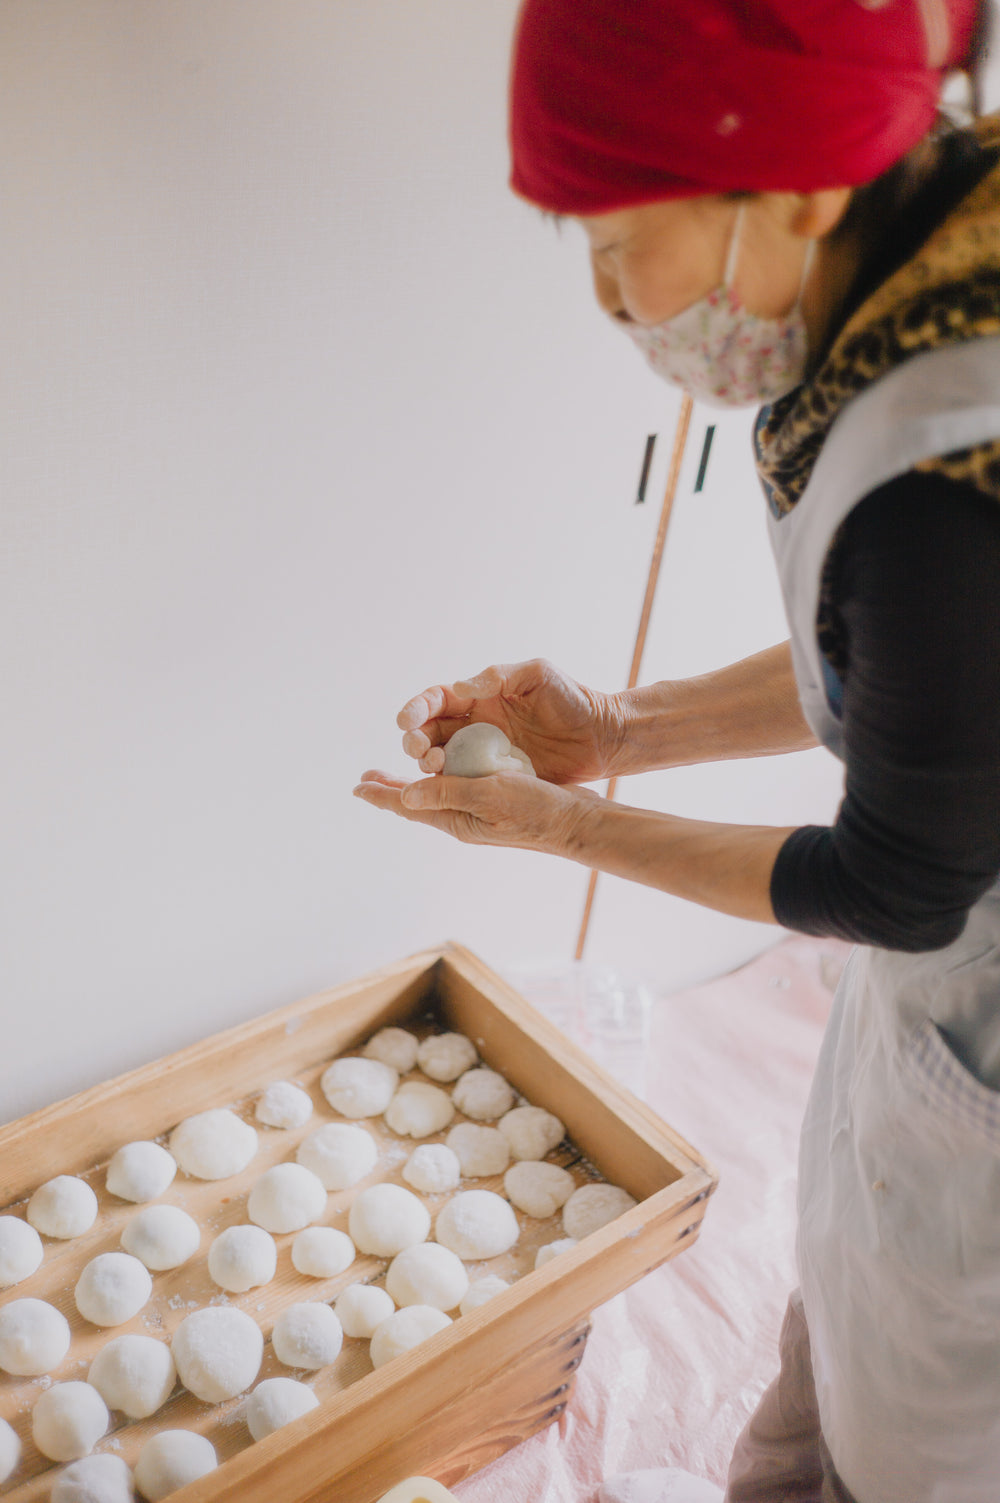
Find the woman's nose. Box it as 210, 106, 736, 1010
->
590, 257, 630, 321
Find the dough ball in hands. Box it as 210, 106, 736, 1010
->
0, 1216, 43, 1287
31, 1382, 109, 1462
50, 1454, 134, 1503
334, 1283, 395, 1339
27, 1177, 98, 1240
208, 1225, 277, 1293
106, 1141, 177, 1203
88, 1334, 176, 1419
369, 1306, 452, 1369
134, 1432, 218, 1501
75, 1253, 152, 1327
296, 1123, 378, 1190
403, 1144, 461, 1195
445, 1124, 509, 1178
169, 1109, 257, 1181
504, 1161, 575, 1219
255, 1081, 313, 1130
271, 1303, 343, 1370
246, 1377, 319, 1441
121, 1205, 200, 1271
0, 1298, 71, 1376
452, 1067, 515, 1121
562, 1183, 638, 1239
0, 1417, 19, 1485
348, 1184, 430, 1257
386, 1244, 468, 1312
292, 1226, 356, 1278
384, 1082, 454, 1138
247, 1163, 327, 1234
498, 1105, 565, 1160
171, 1307, 263, 1402
416, 1033, 477, 1083
434, 1191, 519, 1260
321, 1057, 398, 1118
441, 722, 536, 778
363, 1027, 419, 1074
459, 1275, 510, 1315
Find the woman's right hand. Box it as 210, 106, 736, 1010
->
396, 658, 625, 785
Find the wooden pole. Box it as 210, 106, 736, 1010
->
574, 394, 694, 962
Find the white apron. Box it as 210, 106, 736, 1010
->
766, 335, 1000, 1503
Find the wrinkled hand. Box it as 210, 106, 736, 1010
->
396, 658, 623, 784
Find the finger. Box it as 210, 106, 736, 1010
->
401, 715, 468, 760
451, 665, 508, 699
356, 769, 408, 788
400, 774, 485, 814
419, 747, 445, 774
397, 684, 477, 732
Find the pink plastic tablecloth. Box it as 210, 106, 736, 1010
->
455, 935, 852, 1503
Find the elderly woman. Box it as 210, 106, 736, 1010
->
356, 2, 1000, 1499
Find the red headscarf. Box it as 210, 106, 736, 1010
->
509, 0, 981, 213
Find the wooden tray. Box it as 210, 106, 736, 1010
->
0, 942, 718, 1502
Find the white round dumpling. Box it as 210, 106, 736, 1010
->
88, 1334, 177, 1419
134, 1432, 218, 1501
402, 1144, 461, 1195
452, 1067, 516, 1121
459, 1275, 510, 1315
384, 1082, 454, 1138
0, 1216, 43, 1287
246, 1377, 319, 1441
32, 1382, 109, 1462
0, 1298, 71, 1376
334, 1283, 395, 1339
416, 1033, 478, 1083
498, 1105, 565, 1161
271, 1303, 343, 1370
207, 1225, 277, 1293
247, 1163, 327, 1234
51, 1454, 134, 1503
362, 1027, 419, 1073
291, 1227, 356, 1278
369, 1306, 452, 1368
169, 1109, 258, 1181
441, 722, 536, 778
121, 1205, 200, 1271
386, 1244, 468, 1312
348, 1184, 430, 1257
171, 1307, 263, 1402
534, 1237, 578, 1269
0, 1417, 19, 1485
296, 1122, 378, 1191
255, 1081, 313, 1130
321, 1057, 398, 1118
562, 1183, 638, 1238
504, 1161, 575, 1219
445, 1124, 510, 1178
27, 1177, 98, 1240
434, 1191, 519, 1261
75, 1253, 152, 1327
105, 1141, 177, 1203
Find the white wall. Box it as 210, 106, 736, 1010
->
0, 0, 843, 1124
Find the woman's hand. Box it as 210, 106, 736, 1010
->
396, 658, 623, 784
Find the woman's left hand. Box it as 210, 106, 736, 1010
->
353, 768, 602, 856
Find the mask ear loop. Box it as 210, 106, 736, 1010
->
795, 235, 818, 310
723, 202, 745, 287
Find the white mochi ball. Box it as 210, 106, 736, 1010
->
169, 1108, 257, 1181
75, 1253, 152, 1327
27, 1177, 98, 1240
386, 1244, 469, 1312
247, 1164, 327, 1234
459, 1275, 510, 1315
441, 722, 536, 778
88, 1334, 176, 1419
207, 1225, 277, 1293
320, 1057, 398, 1118
348, 1184, 431, 1257
563, 1183, 638, 1238
0, 1417, 19, 1485
498, 1105, 565, 1160
452, 1067, 516, 1122
296, 1123, 378, 1190
51, 1454, 134, 1503
271, 1303, 343, 1370
121, 1205, 200, 1271
362, 1027, 419, 1073
255, 1081, 313, 1130
106, 1142, 177, 1203
369, 1306, 452, 1368
534, 1237, 578, 1269
32, 1382, 109, 1462
291, 1227, 356, 1278
0, 1216, 43, 1287
0, 1298, 71, 1376
434, 1191, 519, 1261
445, 1124, 510, 1178
504, 1162, 575, 1219
134, 1432, 218, 1501
402, 1144, 461, 1195
334, 1283, 395, 1339
246, 1377, 319, 1441
384, 1082, 454, 1138
416, 1033, 478, 1083
171, 1307, 263, 1402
